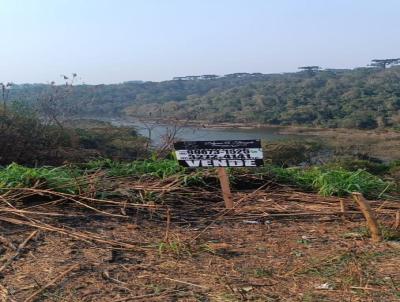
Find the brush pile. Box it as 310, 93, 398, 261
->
1, 171, 399, 250
1, 168, 400, 301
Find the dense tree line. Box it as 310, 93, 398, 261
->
7, 66, 400, 129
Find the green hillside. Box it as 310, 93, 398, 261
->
8, 66, 400, 129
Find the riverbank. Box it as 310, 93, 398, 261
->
120, 117, 294, 130
119, 117, 400, 161
280, 127, 400, 161
123, 116, 400, 135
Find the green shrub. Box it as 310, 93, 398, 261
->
326, 158, 390, 175
262, 140, 323, 166
75, 124, 148, 160
0, 104, 75, 165
0, 106, 148, 165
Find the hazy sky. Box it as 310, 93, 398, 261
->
0, 0, 399, 84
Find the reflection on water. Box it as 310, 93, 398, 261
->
108, 119, 302, 145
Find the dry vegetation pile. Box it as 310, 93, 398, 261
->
0, 173, 399, 301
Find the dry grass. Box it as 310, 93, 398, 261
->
0, 177, 399, 301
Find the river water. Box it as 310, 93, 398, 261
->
108, 119, 302, 145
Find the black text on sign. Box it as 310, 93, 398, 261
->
174, 140, 263, 167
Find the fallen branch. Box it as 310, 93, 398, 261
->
0, 216, 143, 250
164, 277, 209, 289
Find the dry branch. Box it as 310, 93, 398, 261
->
352, 192, 382, 243
1, 176, 398, 254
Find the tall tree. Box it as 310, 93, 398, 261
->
0, 82, 12, 114
370, 58, 400, 69
201, 74, 219, 80
298, 66, 321, 76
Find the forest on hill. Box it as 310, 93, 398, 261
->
6, 65, 400, 129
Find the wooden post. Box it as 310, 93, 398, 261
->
352, 192, 382, 243
395, 211, 400, 230
339, 199, 346, 220
217, 167, 234, 209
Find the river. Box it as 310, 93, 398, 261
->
107, 118, 303, 145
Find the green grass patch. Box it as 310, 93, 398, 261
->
1, 159, 396, 199
311, 169, 391, 198
0, 163, 82, 193
257, 165, 393, 199
85, 158, 185, 178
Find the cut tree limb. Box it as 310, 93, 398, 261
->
339, 199, 346, 220
339, 199, 345, 211
352, 192, 382, 243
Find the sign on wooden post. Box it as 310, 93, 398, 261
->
174, 140, 263, 209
